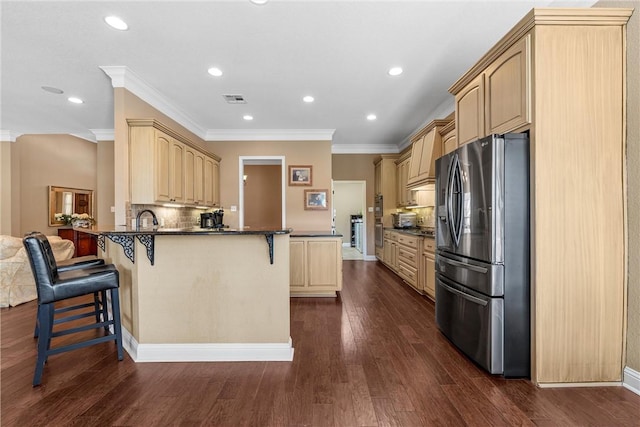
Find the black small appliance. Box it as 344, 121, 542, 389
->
200, 213, 214, 228
200, 209, 225, 229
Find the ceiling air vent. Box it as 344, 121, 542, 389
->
223, 94, 247, 104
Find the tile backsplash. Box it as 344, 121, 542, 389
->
129, 205, 211, 228
408, 206, 435, 228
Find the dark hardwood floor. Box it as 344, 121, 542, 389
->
2, 260, 639, 426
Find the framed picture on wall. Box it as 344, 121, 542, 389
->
288, 165, 312, 186
304, 189, 328, 210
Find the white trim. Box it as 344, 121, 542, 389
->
537, 381, 622, 388
122, 326, 294, 362
364, 255, 378, 261
0, 130, 22, 142
207, 129, 334, 141
623, 366, 640, 396
121, 325, 139, 360
99, 65, 207, 139
70, 133, 98, 143
90, 129, 115, 141
332, 143, 399, 154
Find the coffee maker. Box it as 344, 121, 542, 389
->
200, 212, 214, 228
200, 209, 224, 229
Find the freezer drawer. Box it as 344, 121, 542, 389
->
435, 274, 504, 374
436, 252, 504, 297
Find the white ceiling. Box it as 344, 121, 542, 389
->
0, 0, 596, 153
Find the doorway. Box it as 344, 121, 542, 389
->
239, 156, 286, 229
332, 180, 366, 260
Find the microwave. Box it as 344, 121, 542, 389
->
392, 212, 417, 228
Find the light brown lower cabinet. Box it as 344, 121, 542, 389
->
421, 238, 436, 300
290, 236, 342, 297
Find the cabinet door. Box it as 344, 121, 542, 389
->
155, 134, 172, 202
407, 136, 424, 182
442, 128, 457, 155
290, 240, 306, 288
170, 139, 185, 203
184, 147, 196, 205
194, 152, 205, 205
455, 74, 485, 146
204, 156, 220, 207
485, 34, 531, 135
424, 253, 435, 299
374, 161, 382, 196
307, 240, 340, 289
417, 128, 440, 179
212, 160, 220, 207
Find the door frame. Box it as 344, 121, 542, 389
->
238, 156, 286, 229
332, 179, 367, 257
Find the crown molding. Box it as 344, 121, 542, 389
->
90, 129, 115, 141
0, 130, 22, 142
331, 143, 399, 154
206, 129, 335, 141
99, 65, 207, 139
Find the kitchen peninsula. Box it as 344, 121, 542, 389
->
83, 226, 294, 363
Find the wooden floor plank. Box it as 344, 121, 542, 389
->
2, 260, 639, 426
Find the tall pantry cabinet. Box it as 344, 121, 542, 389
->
449, 8, 632, 385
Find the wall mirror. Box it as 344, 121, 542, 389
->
49, 186, 94, 226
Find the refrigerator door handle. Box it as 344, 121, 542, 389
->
449, 154, 463, 246
438, 279, 488, 307
439, 256, 488, 273
446, 154, 458, 244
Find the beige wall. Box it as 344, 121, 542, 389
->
0, 141, 13, 235
332, 154, 378, 256
97, 140, 115, 226
113, 88, 209, 224
208, 140, 333, 231
595, 1, 639, 373
10, 134, 97, 236
244, 165, 282, 229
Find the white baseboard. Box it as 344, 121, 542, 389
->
121, 326, 294, 362
364, 255, 377, 261
623, 366, 640, 396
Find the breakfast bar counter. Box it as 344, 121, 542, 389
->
82, 226, 294, 363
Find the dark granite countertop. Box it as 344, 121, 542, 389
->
79, 226, 292, 236
384, 227, 435, 238
290, 230, 343, 238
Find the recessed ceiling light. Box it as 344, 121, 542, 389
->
250, 0, 269, 5
367, 114, 377, 121
41, 86, 63, 94
303, 96, 314, 103
208, 67, 223, 77
104, 16, 128, 31
68, 97, 84, 104
243, 115, 254, 121
388, 67, 403, 76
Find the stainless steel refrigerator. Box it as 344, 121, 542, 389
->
435, 133, 530, 378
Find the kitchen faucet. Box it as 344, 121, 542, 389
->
136, 209, 158, 229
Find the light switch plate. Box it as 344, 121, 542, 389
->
368, 207, 373, 212
230, 205, 237, 212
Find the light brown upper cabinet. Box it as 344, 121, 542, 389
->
128, 119, 221, 207
407, 120, 448, 189
203, 155, 220, 207
455, 34, 531, 146
485, 34, 531, 135
455, 74, 485, 146
395, 151, 413, 207
439, 119, 456, 156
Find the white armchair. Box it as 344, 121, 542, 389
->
0, 235, 74, 307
